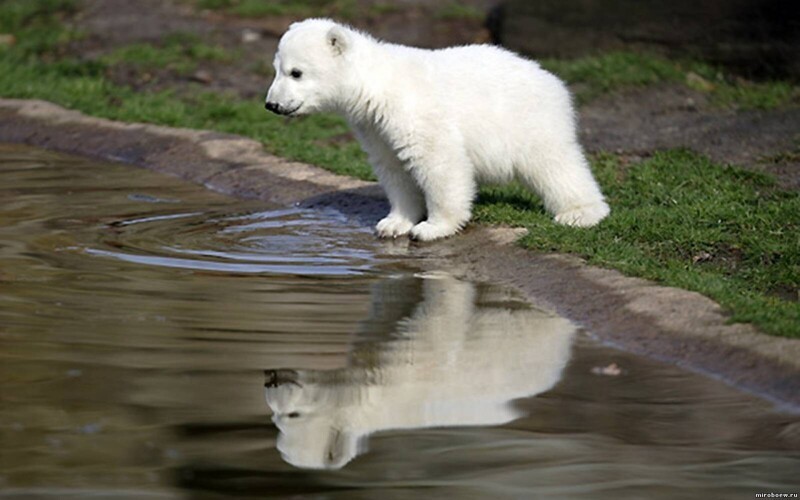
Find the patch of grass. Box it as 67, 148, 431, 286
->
475, 151, 800, 337
0, 0, 80, 55
196, 0, 234, 9
101, 33, 236, 74
1, 0, 798, 337
540, 52, 684, 103
760, 146, 800, 166
541, 51, 800, 109
434, 2, 485, 20
369, 2, 403, 16
249, 59, 275, 78
0, 0, 373, 179
194, 0, 357, 19
0, 54, 373, 179
709, 80, 800, 111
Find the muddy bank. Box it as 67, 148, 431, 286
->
1, 98, 798, 408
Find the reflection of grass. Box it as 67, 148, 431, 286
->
541, 52, 800, 109
101, 34, 236, 74
2, 0, 799, 338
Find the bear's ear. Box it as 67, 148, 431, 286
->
326, 25, 349, 56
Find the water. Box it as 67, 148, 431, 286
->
0, 144, 798, 499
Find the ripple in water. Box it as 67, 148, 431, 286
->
84, 207, 378, 276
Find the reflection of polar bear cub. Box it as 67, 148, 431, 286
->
265, 275, 576, 469
265, 19, 609, 241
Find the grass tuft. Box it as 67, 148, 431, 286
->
101, 33, 236, 74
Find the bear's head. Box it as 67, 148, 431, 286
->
264, 369, 366, 470
265, 19, 355, 117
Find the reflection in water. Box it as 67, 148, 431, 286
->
265, 273, 576, 469
2, 145, 799, 499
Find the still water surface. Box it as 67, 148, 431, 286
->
1, 144, 798, 499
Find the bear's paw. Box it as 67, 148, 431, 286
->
375, 215, 415, 238
409, 221, 460, 242
554, 202, 610, 228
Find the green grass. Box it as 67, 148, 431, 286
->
193, 0, 480, 21
0, 0, 80, 55
1, 0, 798, 337
369, 3, 403, 16
101, 33, 236, 74
709, 80, 800, 111
0, 53, 373, 178
0, 0, 372, 178
194, 0, 357, 19
475, 151, 800, 337
434, 2, 485, 20
541, 52, 800, 109
540, 52, 684, 103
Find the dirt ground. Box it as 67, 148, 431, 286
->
68, 0, 800, 188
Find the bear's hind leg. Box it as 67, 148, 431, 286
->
517, 144, 609, 228
553, 202, 610, 227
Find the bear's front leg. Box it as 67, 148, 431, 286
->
408, 148, 476, 242
372, 156, 426, 238
354, 124, 426, 238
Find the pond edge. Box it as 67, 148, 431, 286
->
1, 97, 797, 410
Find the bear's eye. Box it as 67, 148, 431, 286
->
290, 69, 303, 79
287, 412, 301, 418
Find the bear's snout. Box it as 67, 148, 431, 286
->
265, 101, 282, 114
265, 369, 300, 387
265, 101, 302, 116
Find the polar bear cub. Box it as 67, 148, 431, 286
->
265, 19, 609, 241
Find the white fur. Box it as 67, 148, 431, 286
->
265, 274, 576, 469
266, 19, 610, 241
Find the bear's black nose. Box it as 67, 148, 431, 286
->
265, 101, 280, 114
264, 369, 300, 387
